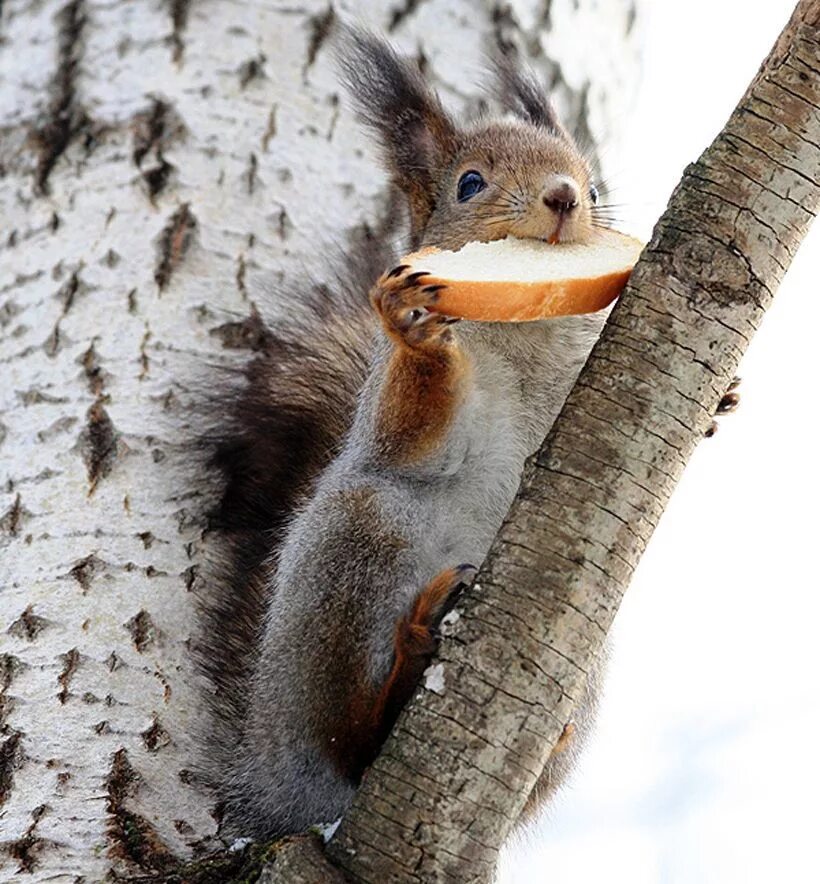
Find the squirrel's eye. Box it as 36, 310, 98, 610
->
457, 170, 486, 202
589, 184, 599, 205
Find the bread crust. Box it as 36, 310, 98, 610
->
420, 267, 632, 321
403, 232, 643, 321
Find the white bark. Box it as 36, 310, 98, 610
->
0, 0, 641, 878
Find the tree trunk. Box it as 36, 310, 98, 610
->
0, 0, 641, 879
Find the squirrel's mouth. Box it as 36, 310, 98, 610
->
547, 214, 566, 244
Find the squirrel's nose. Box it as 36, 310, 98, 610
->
542, 176, 579, 214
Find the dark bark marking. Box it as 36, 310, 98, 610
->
106, 748, 176, 872
304, 5, 335, 74
245, 151, 258, 194
8, 606, 50, 641
276, 205, 292, 239
0, 654, 22, 696
79, 341, 107, 396
236, 252, 248, 300
142, 160, 173, 200
132, 98, 181, 163
168, 0, 190, 63
7, 803, 49, 873
209, 306, 272, 351
0, 655, 23, 734
154, 203, 197, 291
141, 715, 171, 753
57, 648, 80, 703
79, 400, 119, 493
262, 103, 278, 150
388, 0, 427, 32
155, 671, 172, 704
67, 553, 105, 591
56, 268, 81, 313
34, 0, 88, 194
238, 54, 266, 88
0, 493, 30, 536
326, 92, 340, 140
182, 564, 199, 591
0, 732, 24, 808
139, 327, 151, 379
124, 609, 156, 652
42, 323, 63, 357
132, 97, 186, 202
0, 299, 21, 328
43, 269, 85, 357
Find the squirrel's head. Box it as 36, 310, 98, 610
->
337, 28, 602, 252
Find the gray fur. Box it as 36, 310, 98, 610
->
223, 312, 606, 837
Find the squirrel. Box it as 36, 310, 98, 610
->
199, 27, 610, 840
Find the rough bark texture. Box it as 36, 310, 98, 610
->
260, 2, 820, 881
0, 0, 640, 879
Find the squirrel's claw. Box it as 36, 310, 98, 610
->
372, 267, 457, 349
705, 376, 742, 438
716, 390, 740, 415
405, 270, 432, 285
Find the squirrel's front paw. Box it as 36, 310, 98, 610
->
371, 265, 459, 349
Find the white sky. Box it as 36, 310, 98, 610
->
500, 2, 820, 881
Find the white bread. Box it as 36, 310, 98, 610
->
403, 229, 644, 322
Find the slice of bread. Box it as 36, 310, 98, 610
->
402, 229, 644, 322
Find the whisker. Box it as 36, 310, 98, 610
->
472, 210, 519, 219
473, 204, 519, 213
503, 158, 527, 199
478, 198, 519, 208
492, 180, 524, 202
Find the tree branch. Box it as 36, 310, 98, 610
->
259, 2, 819, 880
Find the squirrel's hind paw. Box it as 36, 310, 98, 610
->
705, 376, 741, 438
371, 564, 476, 738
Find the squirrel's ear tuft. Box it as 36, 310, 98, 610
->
492, 50, 564, 135
335, 26, 457, 238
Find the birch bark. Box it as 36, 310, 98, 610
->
0, 1, 641, 879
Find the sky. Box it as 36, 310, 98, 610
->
500, 2, 820, 882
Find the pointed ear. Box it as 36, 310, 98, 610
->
492, 49, 566, 136
335, 26, 457, 238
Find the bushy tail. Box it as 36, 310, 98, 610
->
195, 231, 392, 791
